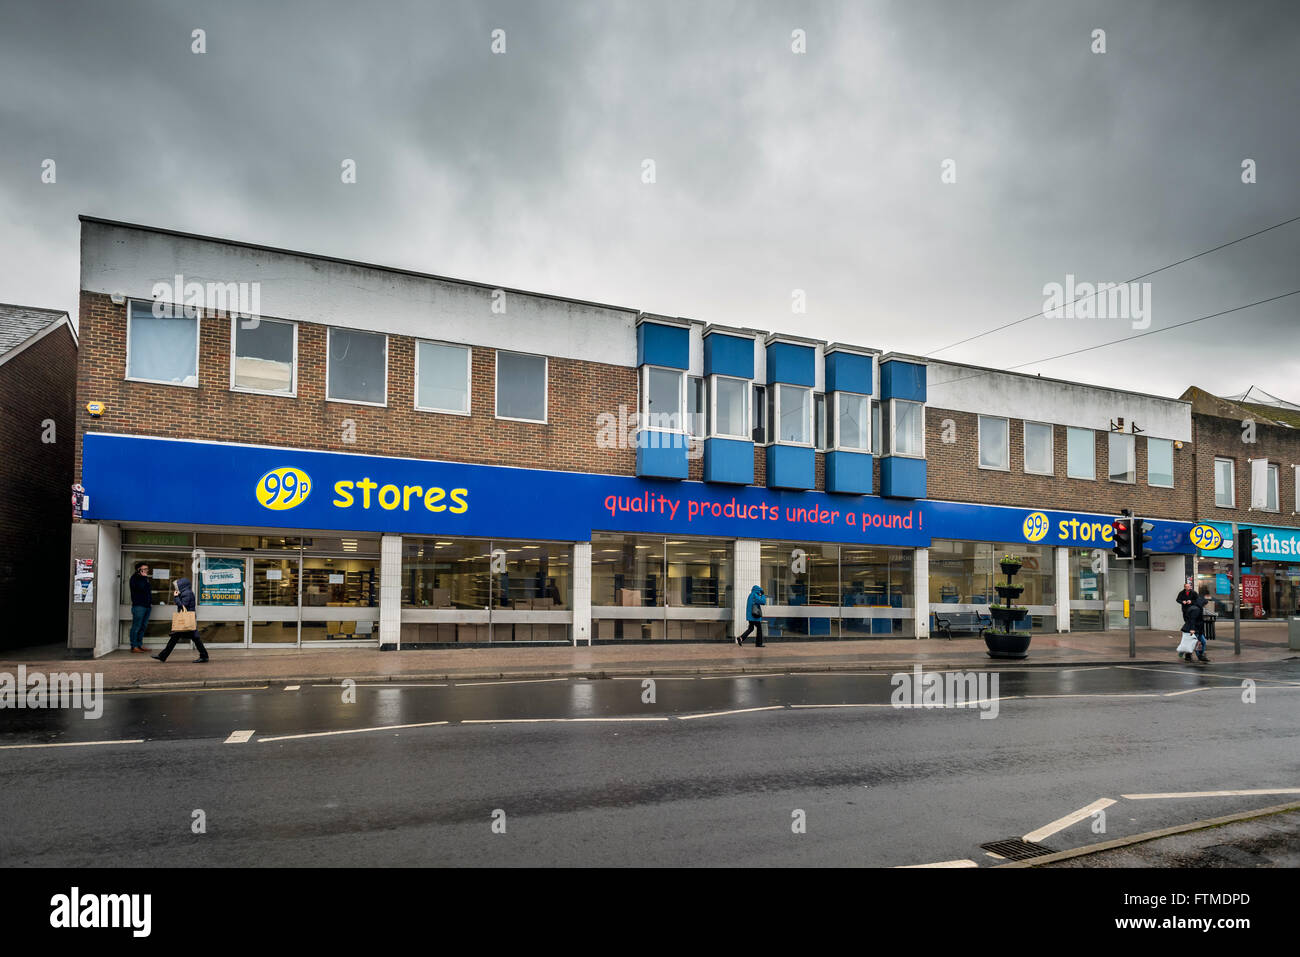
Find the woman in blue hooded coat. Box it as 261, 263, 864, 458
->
152, 577, 209, 663
736, 585, 767, 647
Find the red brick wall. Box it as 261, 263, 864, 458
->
0, 324, 77, 647
924, 407, 1195, 520
1191, 414, 1300, 528
74, 292, 638, 486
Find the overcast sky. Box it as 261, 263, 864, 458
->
2, 0, 1297, 400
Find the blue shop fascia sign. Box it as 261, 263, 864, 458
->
81, 434, 1195, 553
1195, 521, 1300, 562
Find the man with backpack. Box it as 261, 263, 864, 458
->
737, 584, 767, 648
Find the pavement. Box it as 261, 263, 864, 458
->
2, 621, 1292, 692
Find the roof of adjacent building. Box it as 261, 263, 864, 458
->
0, 303, 74, 361
1180, 385, 1300, 429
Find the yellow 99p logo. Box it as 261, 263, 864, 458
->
1022, 511, 1050, 542
256, 467, 312, 511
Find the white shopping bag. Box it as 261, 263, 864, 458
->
1176, 632, 1198, 655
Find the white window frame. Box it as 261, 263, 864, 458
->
1066, 427, 1096, 481
1108, 432, 1136, 484
228, 315, 298, 397
1145, 436, 1174, 489
325, 326, 388, 407
832, 392, 871, 453
1214, 457, 1235, 508
1023, 420, 1054, 476
414, 339, 472, 416
125, 299, 200, 389
1263, 462, 1280, 512
708, 374, 750, 440
888, 399, 925, 459
639, 364, 686, 433
771, 382, 815, 448
495, 350, 549, 424
978, 415, 1010, 471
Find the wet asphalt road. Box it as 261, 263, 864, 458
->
1, 661, 1298, 866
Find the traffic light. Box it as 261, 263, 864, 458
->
1112, 517, 1132, 560
1238, 528, 1254, 567
1133, 520, 1154, 560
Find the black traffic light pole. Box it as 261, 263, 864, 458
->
1121, 508, 1135, 658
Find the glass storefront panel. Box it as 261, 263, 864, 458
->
665, 538, 732, 609
302, 557, 379, 608
402, 538, 491, 608
121, 552, 192, 605
1068, 547, 1107, 632
195, 533, 302, 550
300, 619, 377, 641
1106, 562, 1149, 629
252, 557, 299, 605
250, 620, 298, 643
492, 540, 572, 609
591, 533, 664, 608
841, 546, 913, 637
761, 541, 839, 606
929, 540, 1055, 634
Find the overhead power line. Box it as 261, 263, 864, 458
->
923, 213, 1300, 357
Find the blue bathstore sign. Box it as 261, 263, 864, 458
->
1195, 521, 1300, 562
81, 433, 1196, 552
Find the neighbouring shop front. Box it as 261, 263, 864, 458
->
73, 433, 1198, 655
1194, 522, 1300, 620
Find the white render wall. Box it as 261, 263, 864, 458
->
572, 541, 592, 645
927, 360, 1192, 441
733, 539, 762, 637
379, 534, 402, 649
81, 220, 640, 368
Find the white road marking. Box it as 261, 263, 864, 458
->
700, 673, 787, 680
1162, 687, 1211, 697
455, 677, 572, 686
1020, 693, 1161, 699
677, 705, 786, 720
791, 703, 891, 709
609, 676, 698, 681
897, 859, 978, 868
1121, 788, 1300, 800
1119, 665, 1300, 686
1024, 798, 1116, 843
0, 738, 144, 750
258, 721, 450, 742
283, 685, 300, 692
224, 730, 255, 744
461, 717, 670, 724
104, 685, 269, 695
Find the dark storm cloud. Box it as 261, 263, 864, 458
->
1, 0, 1296, 398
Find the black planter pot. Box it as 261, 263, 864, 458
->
985, 631, 1032, 659
999, 561, 1022, 576
995, 584, 1024, 601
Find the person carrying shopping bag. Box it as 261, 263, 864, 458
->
736, 584, 767, 647
1176, 579, 1209, 664
152, 577, 209, 663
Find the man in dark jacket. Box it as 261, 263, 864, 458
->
1178, 578, 1209, 663
128, 562, 153, 652
737, 585, 767, 648
152, 578, 209, 663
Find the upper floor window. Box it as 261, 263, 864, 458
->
415, 340, 471, 415
1066, 427, 1095, 480
231, 316, 295, 395
752, 385, 767, 444
1108, 432, 1136, 483
1254, 461, 1280, 512
890, 399, 924, 457
641, 365, 684, 431
327, 327, 387, 405
978, 415, 1009, 470
872, 400, 883, 454
496, 350, 547, 422
771, 383, 813, 445
814, 393, 827, 451
835, 393, 870, 451
1023, 421, 1053, 475
687, 376, 706, 438
1214, 457, 1235, 507
1146, 437, 1174, 488
710, 375, 749, 440
126, 300, 198, 387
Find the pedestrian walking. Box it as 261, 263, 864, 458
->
1176, 577, 1209, 663
128, 561, 153, 653
736, 584, 767, 647
152, 577, 209, 663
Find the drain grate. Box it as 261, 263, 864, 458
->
979, 838, 1055, 862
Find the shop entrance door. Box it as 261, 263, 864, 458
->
249, 554, 301, 646
195, 555, 252, 645
195, 554, 303, 647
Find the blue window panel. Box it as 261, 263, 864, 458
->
880, 360, 926, 402
765, 341, 816, 387
635, 435, 689, 479
879, 455, 927, 498
765, 444, 815, 490
825, 450, 873, 495
824, 352, 873, 396
636, 323, 689, 370
704, 333, 755, 379
703, 437, 754, 484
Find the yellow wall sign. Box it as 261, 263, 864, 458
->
1022, 512, 1050, 542
1189, 524, 1223, 551
85, 401, 105, 417
256, 467, 312, 510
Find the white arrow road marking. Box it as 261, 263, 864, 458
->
1121, 788, 1300, 800
1024, 798, 1116, 843
677, 705, 786, 720
259, 720, 450, 742
0, 739, 144, 750
224, 730, 255, 744
283, 686, 300, 692
897, 859, 978, 868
